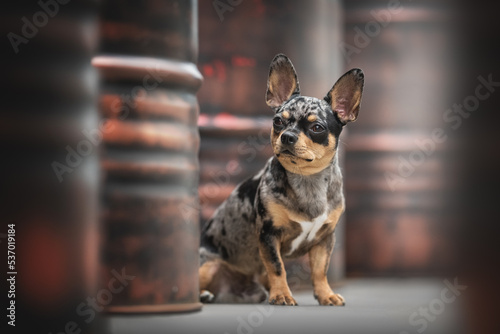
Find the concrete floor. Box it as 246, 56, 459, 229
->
106, 279, 465, 334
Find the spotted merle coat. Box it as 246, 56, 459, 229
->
199, 54, 364, 305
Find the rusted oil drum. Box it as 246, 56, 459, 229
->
343, 0, 456, 276
1, 0, 101, 333
95, 0, 202, 313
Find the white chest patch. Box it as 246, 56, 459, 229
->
287, 212, 328, 255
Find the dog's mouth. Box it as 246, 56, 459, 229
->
277, 149, 314, 162
281, 149, 294, 156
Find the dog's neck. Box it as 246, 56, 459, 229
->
281, 154, 342, 219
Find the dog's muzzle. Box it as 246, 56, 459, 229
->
281, 131, 298, 146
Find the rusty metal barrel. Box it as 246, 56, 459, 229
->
1, 0, 101, 332
94, 0, 202, 313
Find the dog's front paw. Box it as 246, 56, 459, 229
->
316, 293, 345, 306
269, 291, 298, 306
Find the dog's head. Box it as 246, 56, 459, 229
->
266, 54, 364, 175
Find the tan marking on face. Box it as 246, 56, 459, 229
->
271, 132, 337, 175
307, 114, 317, 122
282, 111, 290, 119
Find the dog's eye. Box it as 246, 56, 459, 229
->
311, 124, 325, 133
273, 118, 284, 127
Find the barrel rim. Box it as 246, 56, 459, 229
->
93, 55, 203, 90
104, 302, 202, 314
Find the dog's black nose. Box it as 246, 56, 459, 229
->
281, 132, 298, 146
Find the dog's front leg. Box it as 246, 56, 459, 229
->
308, 233, 345, 306
258, 229, 297, 306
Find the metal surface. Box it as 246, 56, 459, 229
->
1, 0, 101, 332
343, 0, 457, 276
96, 0, 203, 313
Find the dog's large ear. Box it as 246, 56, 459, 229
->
266, 54, 300, 110
325, 68, 364, 124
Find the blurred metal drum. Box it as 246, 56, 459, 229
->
1, 0, 101, 332
94, 0, 202, 313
